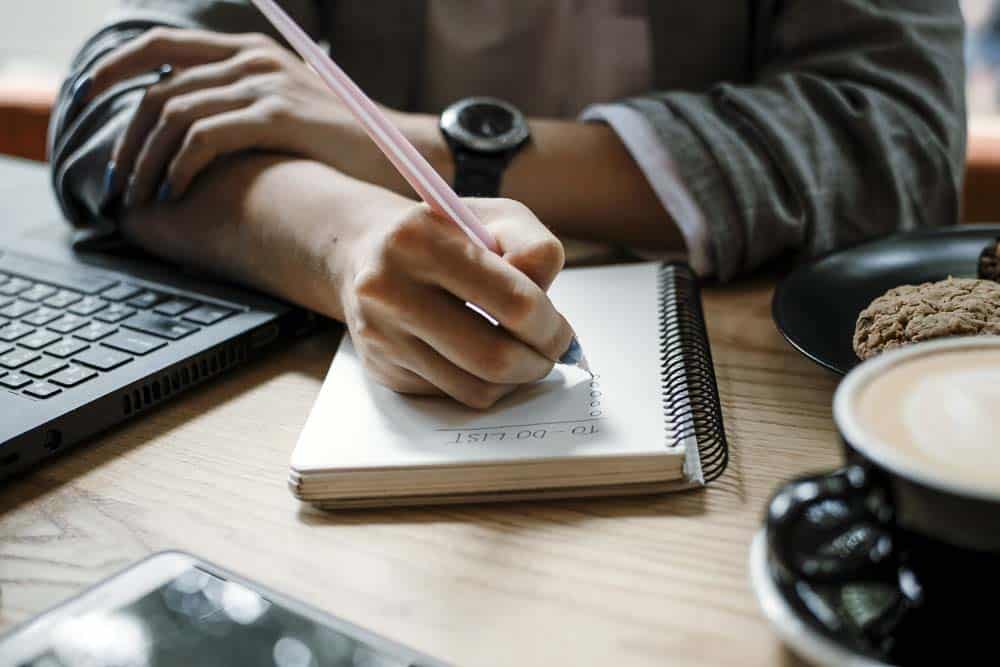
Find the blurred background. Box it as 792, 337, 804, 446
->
3, 0, 1000, 218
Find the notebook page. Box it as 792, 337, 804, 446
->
293, 263, 687, 471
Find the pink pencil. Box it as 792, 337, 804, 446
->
248, 0, 497, 252
248, 0, 591, 373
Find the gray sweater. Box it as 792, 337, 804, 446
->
49, 0, 967, 281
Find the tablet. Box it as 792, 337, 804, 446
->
0, 551, 446, 667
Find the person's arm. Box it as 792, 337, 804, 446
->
121, 153, 576, 409
49, 0, 323, 228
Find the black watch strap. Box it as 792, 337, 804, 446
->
452, 150, 509, 198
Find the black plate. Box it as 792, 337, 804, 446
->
772, 225, 1000, 375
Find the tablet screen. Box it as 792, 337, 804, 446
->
19, 566, 406, 667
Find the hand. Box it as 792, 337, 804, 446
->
87, 27, 392, 207
338, 197, 573, 409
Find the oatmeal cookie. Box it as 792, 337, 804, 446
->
853, 277, 1000, 360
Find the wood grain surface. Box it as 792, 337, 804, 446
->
0, 160, 845, 667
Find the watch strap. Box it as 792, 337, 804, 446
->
452, 150, 509, 198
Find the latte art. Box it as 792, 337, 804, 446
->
856, 347, 1000, 492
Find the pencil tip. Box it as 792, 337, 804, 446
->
577, 353, 593, 377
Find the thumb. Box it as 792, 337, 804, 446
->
466, 198, 566, 290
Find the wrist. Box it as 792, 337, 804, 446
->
389, 110, 455, 192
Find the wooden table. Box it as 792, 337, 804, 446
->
0, 158, 843, 666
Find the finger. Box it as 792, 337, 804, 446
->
394, 216, 574, 363
125, 86, 258, 207
391, 283, 554, 384
394, 336, 517, 410
87, 28, 265, 101
163, 100, 300, 200
111, 50, 286, 195
469, 198, 566, 290
363, 356, 444, 398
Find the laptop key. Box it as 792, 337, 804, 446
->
128, 291, 167, 309
48, 314, 89, 334
102, 331, 167, 356
23, 357, 68, 379
0, 278, 32, 297
49, 365, 98, 388
74, 322, 117, 342
0, 372, 32, 389
68, 297, 108, 316
155, 299, 197, 317
23, 306, 63, 327
18, 330, 62, 350
0, 322, 35, 342
74, 347, 132, 371
45, 338, 90, 359
101, 283, 143, 302
45, 339, 89, 358
0, 343, 12, 356
95, 304, 136, 323
124, 313, 199, 340
23, 382, 61, 399
0, 349, 40, 369
0, 300, 37, 319
183, 305, 235, 326
44, 290, 82, 308
18, 284, 57, 302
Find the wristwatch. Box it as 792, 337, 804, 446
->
439, 97, 531, 197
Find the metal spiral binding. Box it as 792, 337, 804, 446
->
657, 263, 729, 483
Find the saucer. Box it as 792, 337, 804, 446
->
748, 531, 890, 667
772, 224, 1000, 375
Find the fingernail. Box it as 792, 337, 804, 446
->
71, 76, 92, 105
124, 174, 137, 208
102, 162, 117, 202
558, 336, 583, 365
156, 182, 171, 203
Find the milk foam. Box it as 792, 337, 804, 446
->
903, 369, 1000, 470
855, 347, 1000, 493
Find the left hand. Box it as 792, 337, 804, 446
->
88, 27, 401, 207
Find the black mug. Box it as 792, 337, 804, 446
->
764, 338, 1000, 664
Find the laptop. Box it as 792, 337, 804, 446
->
0, 164, 314, 482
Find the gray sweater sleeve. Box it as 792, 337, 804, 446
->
49, 0, 323, 231
623, 0, 966, 281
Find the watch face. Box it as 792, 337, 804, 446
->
440, 97, 531, 153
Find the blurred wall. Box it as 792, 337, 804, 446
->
0, 0, 117, 74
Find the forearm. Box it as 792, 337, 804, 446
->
121, 154, 411, 321
395, 113, 685, 250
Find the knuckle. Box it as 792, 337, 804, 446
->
241, 48, 283, 72
161, 97, 192, 123
244, 32, 278, 50
464, 382, 506, 410
261, 96, 293, 121
352, 266, 394, 304
473, 341, 519, 383
501, 284, 538, 330
382, 212, 434, 261
526, 238, 566, 274
142, 27, 172, 48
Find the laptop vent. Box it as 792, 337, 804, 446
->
121, 342, 248, 417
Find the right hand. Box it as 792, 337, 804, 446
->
338, 198, 574, 409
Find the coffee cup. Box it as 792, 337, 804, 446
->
764, 337, 1000, 664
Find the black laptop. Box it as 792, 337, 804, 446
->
0, 171, 313, 481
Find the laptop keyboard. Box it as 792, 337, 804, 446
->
0, 259, 236, 401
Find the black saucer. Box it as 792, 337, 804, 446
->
772, 225, 1000, 375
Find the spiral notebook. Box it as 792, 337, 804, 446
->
289, 262, 728, 508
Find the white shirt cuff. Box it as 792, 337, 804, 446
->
580, 103, 715, 276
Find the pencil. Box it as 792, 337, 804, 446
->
248, 0, 591, 375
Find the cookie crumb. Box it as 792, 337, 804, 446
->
978, 238, 1000, 282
